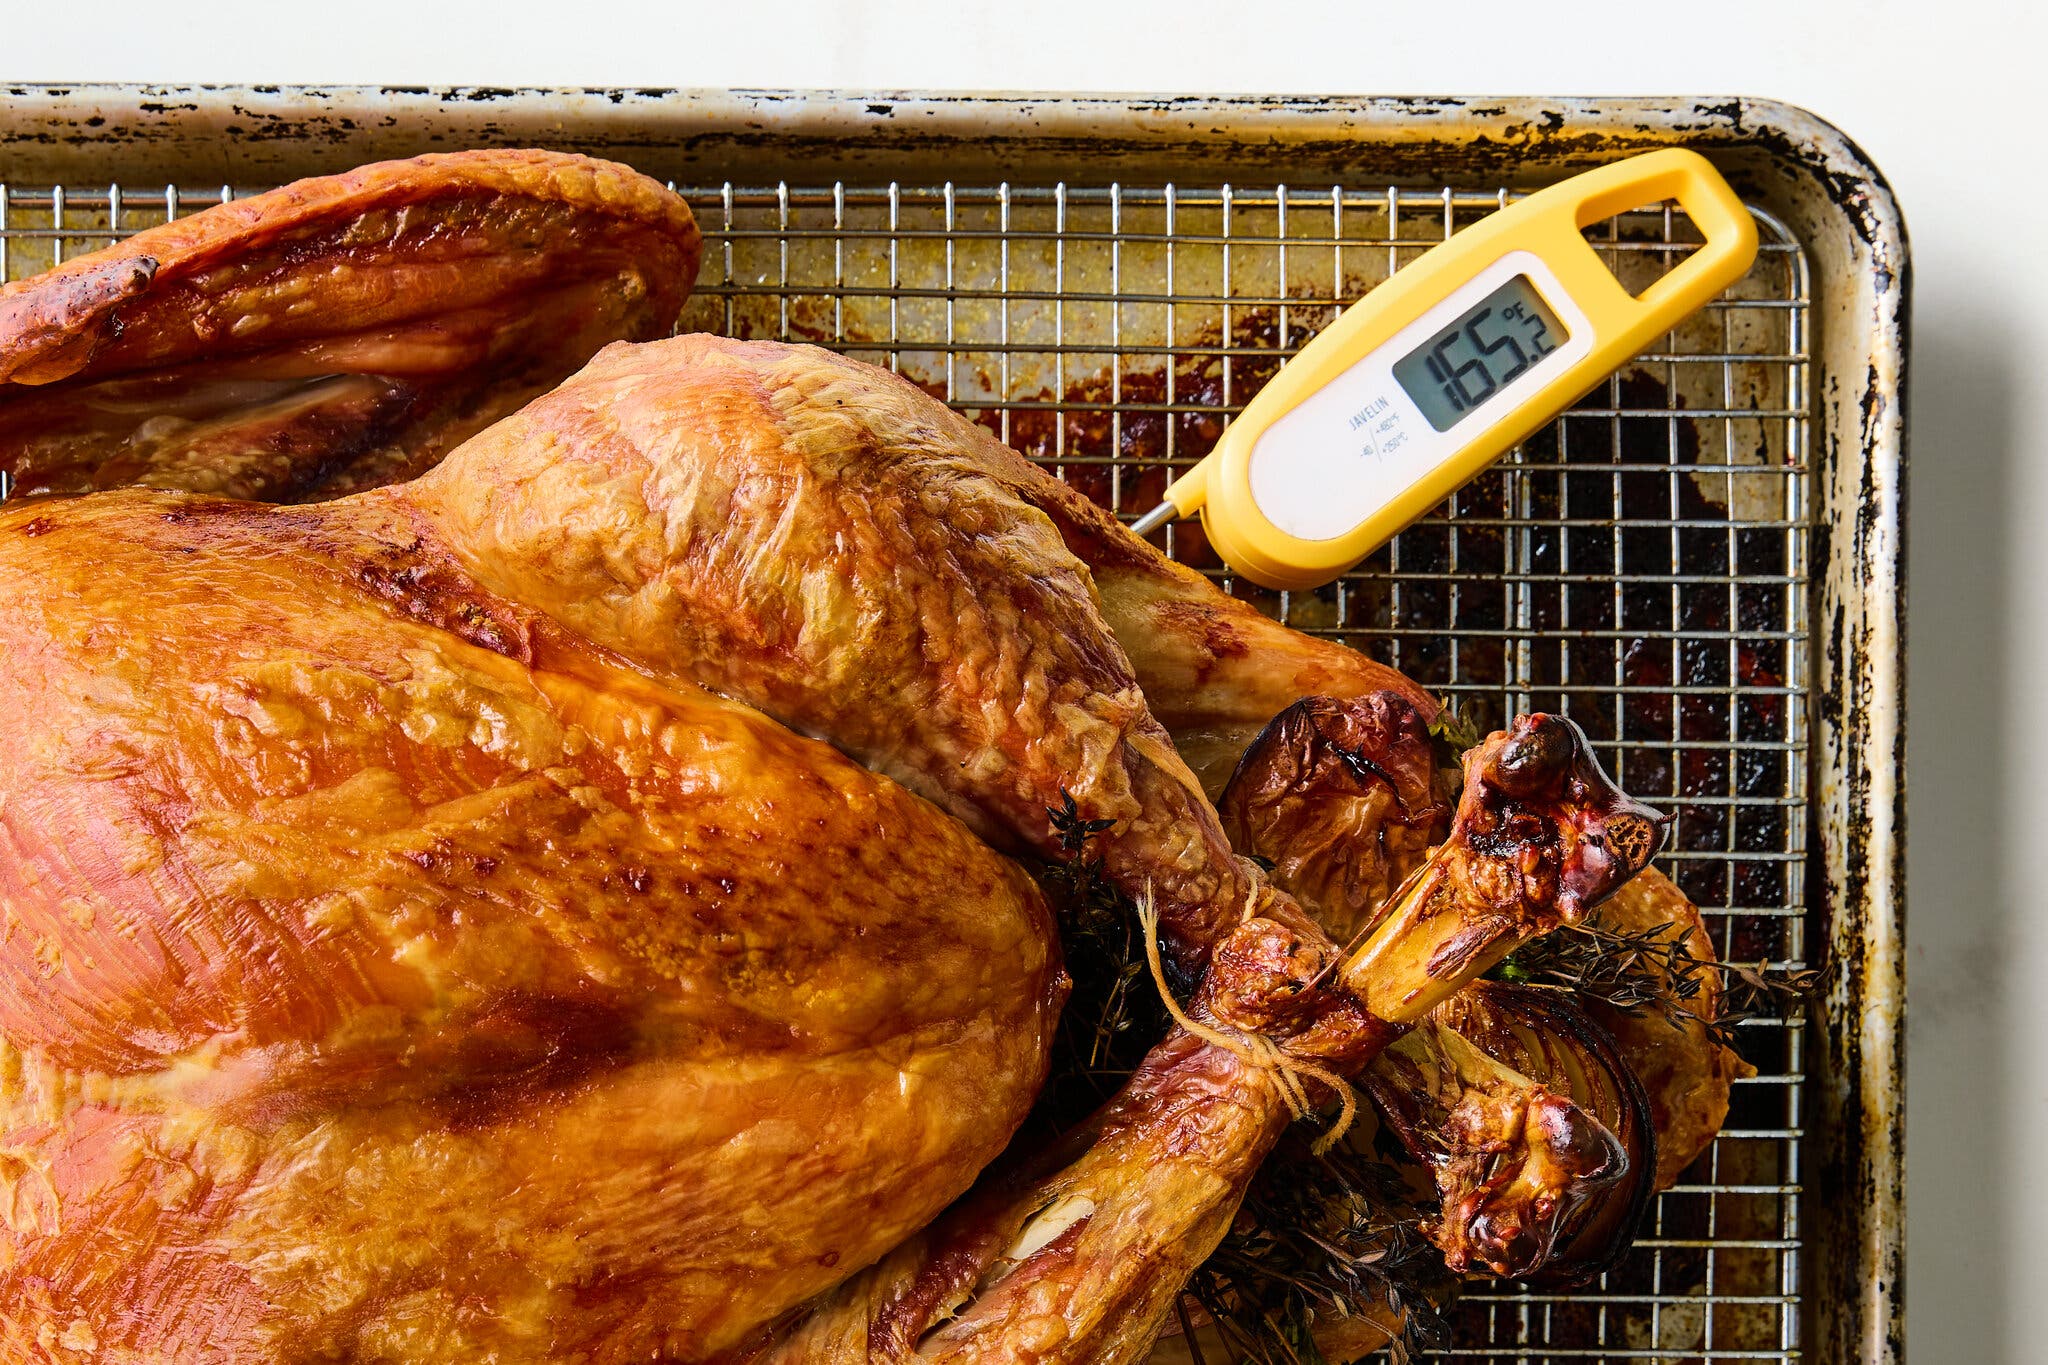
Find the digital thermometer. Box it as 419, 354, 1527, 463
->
1128, 149, 1759, 589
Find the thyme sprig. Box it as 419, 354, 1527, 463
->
1034, 791, 1169, 1128
1493, 916, 1824, 1053
1182, 1132, 1455, 1365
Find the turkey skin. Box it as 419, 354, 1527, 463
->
0, 491, 1063, 1361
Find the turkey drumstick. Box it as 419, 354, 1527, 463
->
735, 712, 1661, 1364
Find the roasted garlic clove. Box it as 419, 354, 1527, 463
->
1217, 690, 1452, 945
1366, 981, 1655, 1284
1575, 867, 1757, 1189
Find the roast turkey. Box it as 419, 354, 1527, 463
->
0, 153, 1737, 1364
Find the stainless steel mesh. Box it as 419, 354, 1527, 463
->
0, 175, 1812, 1363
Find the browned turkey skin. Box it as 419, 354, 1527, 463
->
0, 491, 1066, 1361
0, 152, 1730, 1361
953, 400, 1741, 1242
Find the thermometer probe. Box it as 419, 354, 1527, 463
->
1128, 149, 1759, 590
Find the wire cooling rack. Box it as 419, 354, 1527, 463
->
0, 174, 1810, 1363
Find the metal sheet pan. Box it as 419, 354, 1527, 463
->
0, 88, 1906, 1364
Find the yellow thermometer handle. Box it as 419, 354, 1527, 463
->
1145, 149, 1758, 591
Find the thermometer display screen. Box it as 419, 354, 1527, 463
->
1390, 274, 1569, 432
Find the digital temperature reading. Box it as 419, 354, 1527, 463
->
1389, 274, 1569, 432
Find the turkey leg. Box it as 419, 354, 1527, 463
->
733, 713, 1661, 1364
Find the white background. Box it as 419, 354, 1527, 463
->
5, 3, 2030, 1358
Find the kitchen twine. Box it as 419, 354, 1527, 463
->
1136, 885, 1360, 1155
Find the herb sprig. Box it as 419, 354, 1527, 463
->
1181, 1132, 1455, 1365
1493, 917, 1824, 1053
1034, 791, 1169, 1128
